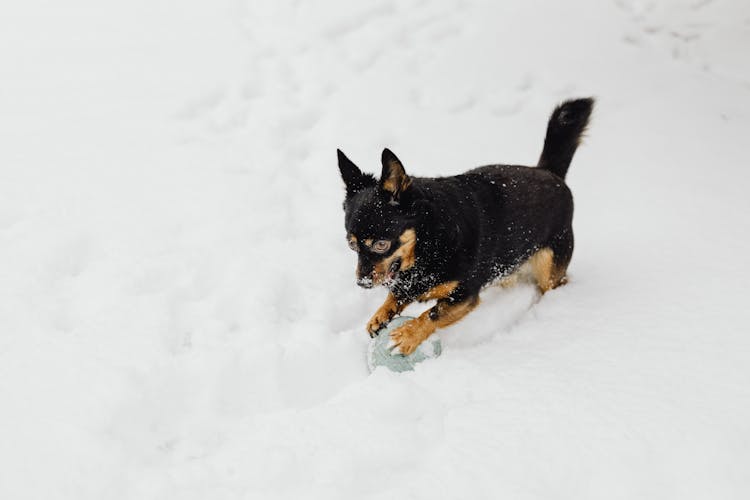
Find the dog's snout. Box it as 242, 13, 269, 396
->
357, 276, 374, 289
356, 260, 376, 288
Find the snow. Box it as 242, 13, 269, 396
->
1, 0, 749, 498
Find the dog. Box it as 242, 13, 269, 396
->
337, 98, 594, 355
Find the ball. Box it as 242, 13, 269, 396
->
367, 316, 442, 373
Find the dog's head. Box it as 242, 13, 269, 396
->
337, 148, 420, 288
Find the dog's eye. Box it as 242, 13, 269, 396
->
348, 239, 358, 251
372, 240, 391, 254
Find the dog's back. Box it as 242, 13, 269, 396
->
407, 98, 594, 291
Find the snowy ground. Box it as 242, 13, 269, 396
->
1, 0, 749, 498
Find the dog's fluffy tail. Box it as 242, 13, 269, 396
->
537, 97, 594, 179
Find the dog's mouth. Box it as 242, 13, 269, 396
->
357, 258, 403, 289
382, 258, 402, 286
387, 258, 402, 279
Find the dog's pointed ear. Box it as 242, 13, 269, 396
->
338, 149, 375, 197
379, 148, 411, 204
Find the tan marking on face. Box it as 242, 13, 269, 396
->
370, 229, 417, 285
417, 281, 459, 302
364, 238, 373, 247
389, 229, 417, 270
370, 264, 388, 285
389, 295, 479, 355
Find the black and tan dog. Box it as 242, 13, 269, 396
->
337, 98, 594, 354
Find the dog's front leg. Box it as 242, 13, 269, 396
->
366, 292, 410, 338
389, 294, 480, 355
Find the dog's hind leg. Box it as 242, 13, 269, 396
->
529, 235, 572, 294
496, 269, 524, 288
529, 248, 564, 293
550, 229, 574, 288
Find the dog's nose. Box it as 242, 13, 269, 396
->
357, 276, 374, 289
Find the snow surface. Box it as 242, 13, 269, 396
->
1, 0, 749, 498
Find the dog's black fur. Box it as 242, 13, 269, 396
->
338, 98, 594, 354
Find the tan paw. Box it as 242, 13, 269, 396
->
389, 319, 428, 355
366, 309, 393, 337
